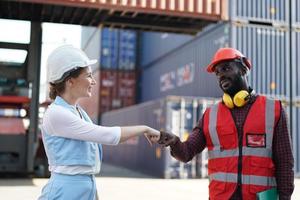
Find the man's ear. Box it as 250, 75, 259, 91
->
240, 65, 248, 76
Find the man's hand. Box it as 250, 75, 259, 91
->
158, 131, 179, 147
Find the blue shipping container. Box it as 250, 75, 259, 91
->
139, 31, 193, 68
100, 28, 119, 69
229, 0, 289, 26
292, 0, 300, 27
292, 29, 300, 99
118, 30, 136, 70
140, 22, 290, 102
100, 28, 137, 70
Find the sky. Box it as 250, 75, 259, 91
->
0, 19, 82, 102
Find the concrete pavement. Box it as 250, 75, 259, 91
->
0, 163, 299, 200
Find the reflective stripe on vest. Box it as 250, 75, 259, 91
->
209, 172, 277, 186
209, 104, 221, 151
266, 98, 275, 148
208, 98, 275, 155
208, 147, 272, 159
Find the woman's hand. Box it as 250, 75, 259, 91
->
144, 126, 161, 146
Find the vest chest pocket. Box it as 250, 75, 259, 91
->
218, 130, 237, 149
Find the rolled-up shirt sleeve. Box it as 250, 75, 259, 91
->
43, 105, 121, 145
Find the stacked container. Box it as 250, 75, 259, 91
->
139, 32, 193, 68
101, 96, 217, 178
99, 28, 137, 118
291, 0, 300, 177
229, 0, 289, 26
98, 70, 137, 116
139, 0, 300, 176
141, 22, 290, 102
80, 27, 137, 124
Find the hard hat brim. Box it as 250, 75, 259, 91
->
87, 59, 97, 66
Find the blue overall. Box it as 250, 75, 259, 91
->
38, 96, 103, 200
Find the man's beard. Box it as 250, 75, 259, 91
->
221, 76, 245, 96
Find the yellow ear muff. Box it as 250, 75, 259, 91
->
223, 93, 234, 109
233, 90, 250, 107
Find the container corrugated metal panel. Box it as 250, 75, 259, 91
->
101, 96, 217, 178
232, 23, 290, 100
139, 32, 193, 67
100, 28, 119, 69
140, 22, 290, 102
118, 71, 136, 107
99, 70, 137, 115
118, 30, 136, 70
292, 0, 300, 27
229, 0, 289, 26
290, 105, 300, 176
292, 30, 300, 100
99, 70, 119, 113
140, 24, 228, 102
100, 28, 137, 70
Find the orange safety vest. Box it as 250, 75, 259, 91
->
203, 96, 281, 200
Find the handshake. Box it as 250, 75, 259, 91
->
145, 128, 179, 147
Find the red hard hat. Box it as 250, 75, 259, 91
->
206, 48, 251, 73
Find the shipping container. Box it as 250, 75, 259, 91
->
140, 22, 290, 102
229, 0, 289, 26
117, 71, 136, 107
292, 0, 300, 27
98, 28, 138, 70
101, 96, 217, 178
289, 104, 300, 176
82, 27, 136, 71
99, 70, 119, 114
79, 69, 137, 123
100, 28, 119, 70
291, 29, 300, 100
79, 70, 136, 123
139, 32, 193, 68
118, 30, 137, 70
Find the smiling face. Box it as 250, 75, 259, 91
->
214, 60, 248, 96
68, 67, 96, 99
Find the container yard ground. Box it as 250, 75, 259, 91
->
0, 163, 299, 200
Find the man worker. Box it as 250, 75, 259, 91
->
157, 48, 294, 200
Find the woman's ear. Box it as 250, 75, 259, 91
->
66, 78, 73, 87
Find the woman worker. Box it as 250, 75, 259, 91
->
38, 45, 160, 200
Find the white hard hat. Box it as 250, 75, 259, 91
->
47, 45, 97, 83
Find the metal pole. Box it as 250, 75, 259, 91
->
27, 22, 42, 173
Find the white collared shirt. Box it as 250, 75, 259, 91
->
42, 103, 121, 174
